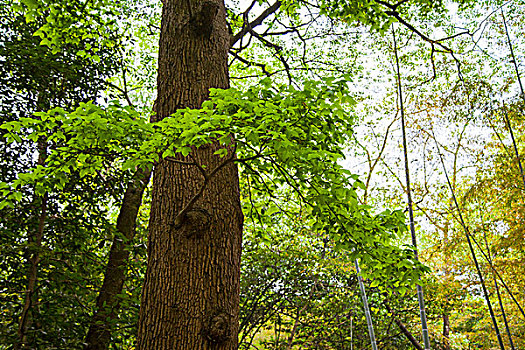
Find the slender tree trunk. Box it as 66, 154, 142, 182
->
16, 141, 47, 350
84, 167, 151, 350
395, 317, 424, 350
355, 260, 377, 350
493, 279, 515, 350
483, 225, 516, 350
442, 222, 451, 350
431, 130, 506, 350
442, 314, 450, 350
286, 298, 308, 350
136, 0, 243, 348
384, 303, 424, 350
392, 25, 431, 350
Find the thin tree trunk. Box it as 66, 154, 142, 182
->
431, 128, 506, 350
442, 222, 451, 350
136, 0, 243, 348
286, 291, 311, 350
482, 222, 516, 350
494, 279, 515, 350
355, 260, 378, 350
395, 317, 424, 350
501, 8, 525, 100
442, 314, 450, 350
286, 243, 326, 350
392, 24, 431, 350
384, 303, 424, 350
350, 312, 353, 350
16, 141, 48, 350
84, 167, 151, 350
502, 106, 525, 192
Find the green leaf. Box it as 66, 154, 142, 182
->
12, 191, 23, 202
22, 0, 38, 10
180, 147, 191, 157
213, 148, 228, 157
266, 203, 280, 215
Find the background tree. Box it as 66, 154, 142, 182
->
0, 0, 124, 347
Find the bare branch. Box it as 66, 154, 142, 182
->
230, 1, 282, 48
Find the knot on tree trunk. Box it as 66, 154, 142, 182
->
173, 208, 211, 239
190, 1, 219, 39
204, 311, 231, 344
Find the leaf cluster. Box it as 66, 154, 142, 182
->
2, 75, 428, 290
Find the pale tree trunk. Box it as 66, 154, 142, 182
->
136, 0, 243, 349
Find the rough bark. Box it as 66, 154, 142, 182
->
86, 0, 279, 346
84, 167, 151, 350
136, 0, 243, 349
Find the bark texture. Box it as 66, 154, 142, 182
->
136, 0, 243, 349
84, 167, 151, 350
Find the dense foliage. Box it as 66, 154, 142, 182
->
1, 0, 525, 349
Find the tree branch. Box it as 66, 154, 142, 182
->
230, 1, 282, 48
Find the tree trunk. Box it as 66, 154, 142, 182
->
136, 0, 243, 349
442, 222, 451, 350
394, 317, 424, 350
384, 303, 423, 350
16, 141, 48, 350
442, 314, 450, 350
84, 167, 151, 350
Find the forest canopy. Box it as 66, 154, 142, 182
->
1, 0, 524, 349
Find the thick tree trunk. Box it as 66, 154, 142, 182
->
84, 167, 151, 350
136, 0, 243, 349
